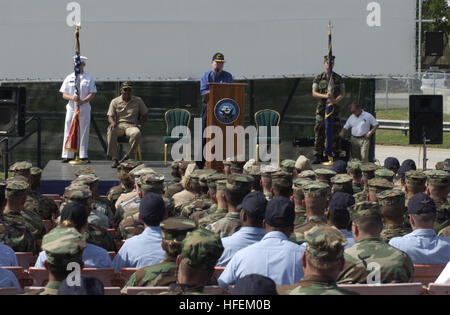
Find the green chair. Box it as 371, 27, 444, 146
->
117, 135, 142, 161
163, 108, 191, 166
254, 109, 281, 165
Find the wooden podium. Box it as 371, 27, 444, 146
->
205, 83, 247, 172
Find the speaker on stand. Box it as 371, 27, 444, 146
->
409, 95, 443, 170
0, 87, 26, 137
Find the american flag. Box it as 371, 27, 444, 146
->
324, 21, 335, 159
74, 27, 81, 96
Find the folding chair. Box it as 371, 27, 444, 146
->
15, 252, 36, 269
120, 268, 139, 286
28, 267, 49, 286
338, 283, 424, 295
108, 252, 116, 261
126, 286, 168, 295
81, 268, 117, 287
427, 283, 450, 295
0, 287, 19, 295
2, 266, 33, 288
413, 264, 447, 286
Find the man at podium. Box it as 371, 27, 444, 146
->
198, 52, 233, 168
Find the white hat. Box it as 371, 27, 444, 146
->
73, 55, 88, 62
295, 155, 312, 171
243, 159, 256, 173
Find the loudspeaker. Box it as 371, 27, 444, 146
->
409, 95, 443, 145
0, 87, 26, 137
178, 83, 198, 108
425, 31, 444, 57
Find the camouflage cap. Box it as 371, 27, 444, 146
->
160, 217, 197, 241
360, 162, 377, 178
198, 169, 218, 187
280, 159, 296, 173
405, 170, 427, 186
303, 181, 329, 198
271, 171, 293, 189
189, 169, 203, 186
294, 155, 312, 172
347, 160, 362, 173
331, 174, 353, 193
243, 159, 257, 173
298, 170, 316, 180
64, 184, 92, 201
41, 226, 86, 266
349, 201, 380, 221
374, 168, 395, 182
118, 160, 142, 172
426, 170, 450, 186
7, 175, 28, 183
129, 166, 156, 178
367, 178, 393, 193
207, 173, 227, 189
260, 164, 280, 177
226, 174, 254, 192
246, 165, 261, 177
304, 225, 347, 261
181, 228, 224, 270
377, 189, 405, 207
5, 178, 29, 198
435, 161, 446, 171
137, 173, 165, 190
215, 179, 227, 191
9, 161, 32, 177
230, 159, 246, 173
73, 166, 96, 177
292, 178, 313, 190
0, 179, 6, 188
73, 174, 99, 186
30, 167, 42, 176
314, 168, 337, 184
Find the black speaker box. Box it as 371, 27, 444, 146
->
0, 87, 26, 137
409, 95, 443, 145
425, 31, 444, 57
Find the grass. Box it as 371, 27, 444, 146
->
375, 105, 450, 148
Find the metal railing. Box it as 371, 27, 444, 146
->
0, 116, 41, 179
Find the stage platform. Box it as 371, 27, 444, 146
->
40, 160, 174, 196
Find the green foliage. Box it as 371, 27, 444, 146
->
422, 0, 450, 35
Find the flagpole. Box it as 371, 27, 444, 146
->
69, 24, 87, 165
322, 20, 334, 166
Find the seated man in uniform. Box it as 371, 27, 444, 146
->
107, 82, 149, 168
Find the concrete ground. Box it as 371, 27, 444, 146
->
375, 145, 450, 170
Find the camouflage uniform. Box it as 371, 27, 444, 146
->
25, 167, 59, 220
312, 63, 345, 157
347, 160, 363, 194
367, 178, 394, 195
191, 173, 227, 223
377, 189, 411, 242
292, 178, 313, 226
426, 170, 450, 233
298, 170, 316, 181
159, 228, 224, 295
25, 226, 85, 295
197, 180, 228, 227
337, 202, 414, 284
438, 225, 450, 237
280, 225, 355, 295
207, 174, 253, 238
118, 173, 171, 239
290, 182, 329, 245
63, 185, 116, 251
360, 162, 377, 180
0, 215, 36, 253
178, 171, 209, 218
123, 218, 197, 292
3, 178, 45, 241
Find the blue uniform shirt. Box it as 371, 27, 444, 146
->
216, 227, 266, 267
0, 268, 21, 291
200, 70, 233, 96
389, 229, 450, 265
34, 243, 112, 268
0, 243, 18, 267
112, 226, 166, 272
218, 231, 304, 289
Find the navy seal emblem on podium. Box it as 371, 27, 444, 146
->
214, 98, 240, 124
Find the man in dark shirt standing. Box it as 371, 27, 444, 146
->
198, 53, 233, 169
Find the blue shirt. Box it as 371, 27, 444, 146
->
0, 268, 21, 291
299, 228, 355, 253
389, 229, 450, 265
200, 70, 233, 96
0, 243, 18, 267
112, 226, 166, 272
218, 231, 304, 289
34, 243, 112, 269
216, 227, 266, 267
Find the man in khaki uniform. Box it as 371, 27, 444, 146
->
107, 82, 149, 168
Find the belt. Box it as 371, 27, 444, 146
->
352, 135, 365, 139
